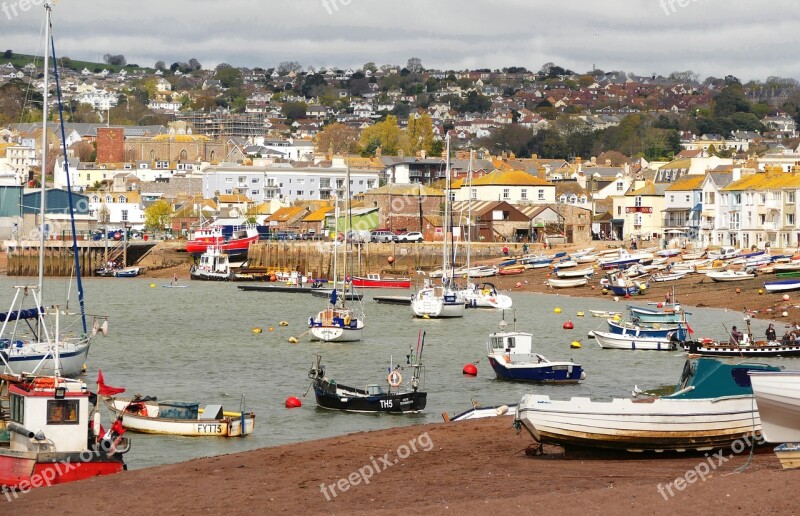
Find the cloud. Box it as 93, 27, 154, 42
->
3, 0, 799, 80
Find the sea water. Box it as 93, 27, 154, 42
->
0, 276, 784, 469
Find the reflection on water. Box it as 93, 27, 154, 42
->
0, 277, 783, 469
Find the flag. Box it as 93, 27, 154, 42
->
111, 417, 126, 437
685, 321, 694, 334
97, 369, 125, 396
329, 288, 338, 306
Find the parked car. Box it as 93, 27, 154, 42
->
397, 231, 424, 243
370, 230, 394, 243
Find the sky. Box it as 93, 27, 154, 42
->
2, 0, 799, 82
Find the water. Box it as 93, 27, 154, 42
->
0, 276, 786, 469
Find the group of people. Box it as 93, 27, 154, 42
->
731, 322, 800, 345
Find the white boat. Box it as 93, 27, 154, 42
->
104, 397, 255, 437
555, 266, 594, 278
552, 259, 577, 269
589, 310, 621, 318
748, 371, 800, 444
575, 254, 598, 264
695, 260, 727, 274
466, 266, 499, 278
548, 277, 588, 289
681, 251, 706, 260
591, 330, 678, 351
460, 282, 513, 309
706, 270, 755, 282
514, 358, 781, 454
598, 249, 655, 269
649, 272, 687, 282
707, 246, 740, 260
657, 248, 681, 257
773, 262, 800, 272
445, 404, 517, 422
190, 246, 233, 281
764, 279, 800, 293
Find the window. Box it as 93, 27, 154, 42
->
359, 180, 364, 185
251, 178, 259, 184
47, 399, 79, 425
538, 189, 545, 201
617, 206, 621, 215
226, 177, 233, 183
685, 195, 690, 202
297, 191, 304, 196
225, 189, 233, 195
734, 194, 741, 204
521, 189, 527, 200
616, 182, 623, 191
788, 214, 795, 226
669, 195, 674, 202
789, 191, 796, 204
121, 210, 128, 222
503, 188, 510, 200
251, 190, 259, 196
9, 393, 23, 423
635, 196, 642, 207
297, 179, 305, 185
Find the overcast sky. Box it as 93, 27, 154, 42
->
3, 0, 799, 81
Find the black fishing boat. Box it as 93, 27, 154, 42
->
307, 332, 427, 413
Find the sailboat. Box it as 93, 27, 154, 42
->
456, 150, 513, 310
411, 136, 465, 319
308, 163, 365, 342
0, 7, 108, 378
0, 2, 129, 489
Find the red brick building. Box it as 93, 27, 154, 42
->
96, 127, 125, 164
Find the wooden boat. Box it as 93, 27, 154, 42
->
498, 266, 525, 276
0, 373, 129, 489
547, 277, 588, 289
748, 371, 800, 444
773, 444, 800, 470
308, 338, 426, 413
764, 279, 800, 293
706, 270, 755, 282
514, 358, 781, 454
591, 330, 678, 351
351, 273, 411, 289
104, 395, 255, 437
486, 316, 585, 383
555, 266, 594, 278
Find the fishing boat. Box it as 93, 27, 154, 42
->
461, 282, 512, 309
102, 379, 255, 438
190, 246, 233, 281
748, 371, 800, 445
514, 357, 781, 454
0, 3, 109, 378
683, 338, 800, 357
555, 266, 594, 278
185, 223, 260, 258
351, 274, 411, 289
307, 334, 427, 413
486, 314, 585, 382
547, 277, 588, 289
606, 317, 688, 340
628, 304, 689, 324
764, 278, 800, 293
706, 270, 756, 282
591, 330, 679, 351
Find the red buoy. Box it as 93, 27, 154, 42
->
285, 396, 302, 408
388, 256, 395, 264
624, 293, 631, 299
463, 363, 478, 376
563, 320, 574, 330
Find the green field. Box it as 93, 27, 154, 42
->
0, 52, 151, 74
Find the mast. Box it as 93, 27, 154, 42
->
343, 158, 352, 309
38, 1, 52, 297
466, 149, 473, 272
442, 135, 450, 281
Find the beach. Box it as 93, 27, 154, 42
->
6, 417, 796, 515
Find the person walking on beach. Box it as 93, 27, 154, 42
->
766, 323, 777, 342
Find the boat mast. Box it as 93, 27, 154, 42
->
466, 149, 473, 272
343, 158, 352, 309
38, 1, 52, 298
442, 135, 451, 282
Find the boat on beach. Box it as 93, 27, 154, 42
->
763, 278, 800, 293
547, 277, 588, 289
748, 370, 800, 445
514, 357, 781, 454
555, 266, 594, 278
444, 403, 517, 422
706, 270, 756, 282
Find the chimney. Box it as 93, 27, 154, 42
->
605, 159, 612, 166
576, 157, 582, 173
591, 156, 597, 165
537, 166, 545, 181
420, 150, 426, 159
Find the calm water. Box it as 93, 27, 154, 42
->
0, 276, 787, 469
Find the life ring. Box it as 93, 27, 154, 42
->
388, 370, 402, 387
32, 377, 56, 389
344, 315, 351, 326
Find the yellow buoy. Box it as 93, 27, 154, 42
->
423, 314, 430, 319
149, 283, 156, 288
554, 307, 562, 314
570, 341, 582, 349
288, 336, 299, 343
612, 314, 622, 321
252, 327, 262, 334
576, 311, 585, 317
279, 321, 289, 327
758, 289, 764, 295
639, 284, 647, 292
82, 363, 88, 372
268, 327, 275, 332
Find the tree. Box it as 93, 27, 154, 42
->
359, 115, 401, 156
188, 58, 202, 71
406, 57, 423, 73
402, 113, 435, 155
215, 66, 242, 89
3, 50, 11, 59
144, 200, 173, 232
154, 60, 165, 70
103, 54, 126, 67
278, 61, 303, 75
478, 124, 537, 157
97, 204, 111, 225
282, 101, 308, 121
668, 70, 699, 83
362, 62, 377, 73
314, 123, 359, 155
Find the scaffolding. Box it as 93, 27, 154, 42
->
175, 111, 270, 139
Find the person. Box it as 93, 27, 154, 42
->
665, 291, 672, 304
766, 323, 777, 342
502, 245, 509, 257
729, 326, 743, 345
782, 330, 792, 345
171, 273, 178, 286
522, 242, 528, 254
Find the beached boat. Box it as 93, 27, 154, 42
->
707, 270, 756, 282
681, 251, 706, 260
551, 258, 577, 269
547, 277, 588, 289
465, 265, 499, 278
486, 316, 585, 382
351, 274, 411, 289
764, 279, 800, 293
773, 262, 800, 272
555, 266, 594, 278
498, 266, 525, 275
773, 443, 800, 470
657, 248, 682, 257
103, 396, 255, 437
308, 337, 426, 413
0, 372, 130, 489
591, 330, 679, 351
749, 371, 800, 444
707, 246, 740, 260
444, 403, 517, 422
604, 272, 648, 296
514, 357, 781, 454
649, 272, 686, 282
598, 249, 654, 270
190, 246, 233, 281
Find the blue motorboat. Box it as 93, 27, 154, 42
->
606, 317, 688, 340
628, 305, 690, 324
486, 325, 585, 383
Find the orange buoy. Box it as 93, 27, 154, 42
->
515, 282, 523, 288
388, 256, 395, 264
463, 363, 478, 376
736, 288, 741, 294
783, 294, 791, 301
563, 320, 574, 330
657, 302, 663, 308
285, 396, 302, 408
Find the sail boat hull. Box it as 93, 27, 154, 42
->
4, 340, 90, 377
411, 289, 465, 318
310, 326, 364, 342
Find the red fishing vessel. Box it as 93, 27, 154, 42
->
185, 224, 260, 257
351, 274, 412, 289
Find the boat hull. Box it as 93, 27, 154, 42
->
683, 341, 800, 357
309, 325, 363, 342
764, 279, 800, 293
548, 278, 588, 289
749, 371, 800, 443
488, 357, 583, 383
313, 383, 426, 413
4, 340, 90, 377
104, 399, 255, 437
0, 450, 126, 489
186, 234, 259, 257
351, 277, 411, 289
592, 330, 678, 351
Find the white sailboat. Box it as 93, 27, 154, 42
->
309, 163, 365, 341
0, 13, 107, 377
412, 136, 465, 318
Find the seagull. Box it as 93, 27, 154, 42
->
632, 385, 643, 397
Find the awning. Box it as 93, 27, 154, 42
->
610, 219, 624, 224
689, 203, 702, 212
661, 207, 690, 213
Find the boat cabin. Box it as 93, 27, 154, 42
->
487, 331, 537, 362
671, 358, 781, 399
5, 377, 91, 453
197, 248, 230, 274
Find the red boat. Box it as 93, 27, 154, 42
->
0, 374, 129, 489
185, 224, 260, 257
498, 267, 525, 276
351, 274, 412, 289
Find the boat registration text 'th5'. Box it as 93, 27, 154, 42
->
197, 423, 223, 434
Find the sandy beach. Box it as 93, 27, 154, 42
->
6, 417, 796, 515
